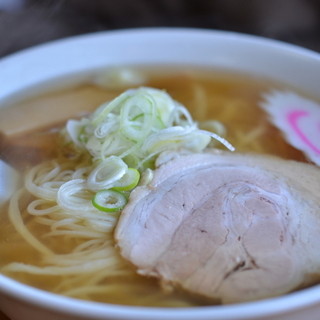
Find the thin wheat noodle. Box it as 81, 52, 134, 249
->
3, 259, 113, 275
8, 189, 54, 256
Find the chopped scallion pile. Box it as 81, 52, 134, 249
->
63, 87, 234, 213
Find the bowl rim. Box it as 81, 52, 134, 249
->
1, 27, 320, 320
1, 273, 320, 320
2, 26, 320, 63
1, 26, 320, 104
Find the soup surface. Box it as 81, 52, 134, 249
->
0, 67, 310, 307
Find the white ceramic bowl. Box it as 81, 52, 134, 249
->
1, 28, 320, 320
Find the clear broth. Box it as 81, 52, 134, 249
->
0, 68, 310, 307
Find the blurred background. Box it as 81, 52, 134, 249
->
0, 0, 320, 58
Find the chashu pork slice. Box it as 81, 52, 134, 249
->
115, 150, 320, 304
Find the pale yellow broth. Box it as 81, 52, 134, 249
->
0, 68, 309, 307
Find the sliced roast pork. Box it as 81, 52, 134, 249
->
115, 150, 320, 303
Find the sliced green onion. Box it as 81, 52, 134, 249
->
198, 129, 235, 151
119, 94, 155, 141
131, 113, 144, 121
91, 91, 130, 126
92, 189, 127, 212
87, 156, 127, 191
112, 168, 140, 191
63, 87, 235, 173
66, 119, 88, 147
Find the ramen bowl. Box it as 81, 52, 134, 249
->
0, 28, 320, 320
